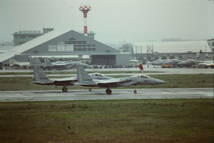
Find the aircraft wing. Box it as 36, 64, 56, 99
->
51, 61, 89, 67
51, 61, 67, 66
95, 78, 131, 87
50, 77, 77, 82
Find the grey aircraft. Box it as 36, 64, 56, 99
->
29, 58, 77, 92
75, 66, 166, 95
151, 58, 182, 66
43, 58, 88, 70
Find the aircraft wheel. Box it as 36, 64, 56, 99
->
106, 88, 112, 95
62, 86, 68, 92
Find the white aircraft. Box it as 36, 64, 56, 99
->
75, 66, 166, 95
29, 58, 77, 92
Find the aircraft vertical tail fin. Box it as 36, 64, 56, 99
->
29, 58, 51, 84
44, 58, 51, 66
76, 65, 95, 85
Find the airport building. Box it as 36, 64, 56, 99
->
0, 28, 130, 68
13, 28, 53, 46
133, 40, 213, 61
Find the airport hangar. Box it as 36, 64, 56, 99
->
0, 28, 130, 68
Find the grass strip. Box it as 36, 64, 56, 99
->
0, 74, 213, 91
0, 99, 213, 143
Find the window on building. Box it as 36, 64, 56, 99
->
65, 39, 87, 45
48, 45, 57, 51
48, 44, 74, 52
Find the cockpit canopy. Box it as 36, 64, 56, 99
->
137, 74, 150, 79
91, 73, 105, 77
90, 73, 111, 79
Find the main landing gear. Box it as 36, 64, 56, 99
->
105, 88, 112, 95
62, 86, 68, 92
133, 89, 137, 94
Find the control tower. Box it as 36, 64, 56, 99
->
79, 5, 91, 35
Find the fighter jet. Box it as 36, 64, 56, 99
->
177, 59, 199, 68
151, 59, 166, 65
43, 58, 88, 70
75, 66, 166, 95
29, 58, 77, 92
151, 58, 182, 68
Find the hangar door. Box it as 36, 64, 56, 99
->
91, 55, 116, 65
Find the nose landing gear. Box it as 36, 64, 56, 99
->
62, 86, 68, 92
106, 88, 112, 95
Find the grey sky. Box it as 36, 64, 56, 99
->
0, 0, 213, 44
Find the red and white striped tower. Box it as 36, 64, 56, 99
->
79, 5, 91, 35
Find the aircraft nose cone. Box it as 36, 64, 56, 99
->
157, 79, 166, 84
150, 78, 166, 84
145, 78, 166, 85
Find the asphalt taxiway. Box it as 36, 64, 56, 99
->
0, 88, 213, 102
0, 67, 213, 77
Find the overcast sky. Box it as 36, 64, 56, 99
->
0, 0, 213, 44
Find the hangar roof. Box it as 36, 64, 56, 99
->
0, 29, 72, 62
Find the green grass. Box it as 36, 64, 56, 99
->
0, 72, 33, 75
138, 74, 214, 88
0, 74, 213, 91
0, 99, 213, 143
